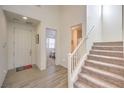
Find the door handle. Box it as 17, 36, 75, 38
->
2, 42, 7, 48
30, 49, 32, 56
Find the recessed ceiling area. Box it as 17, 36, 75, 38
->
4, 10, 40, 26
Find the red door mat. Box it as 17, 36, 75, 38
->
16, 64, 32, 72
24, 64, 32, 69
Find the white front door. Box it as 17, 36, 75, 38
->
14, 27, 32, 68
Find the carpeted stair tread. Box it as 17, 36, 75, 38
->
74, 80, 91, 88
90, 50, 123, 58
82, 66, 124, 81
85, 60, 124, 70
79, 73, 117, 88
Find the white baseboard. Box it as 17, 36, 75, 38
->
59, 62, 67, 68
0, 70, 8, 87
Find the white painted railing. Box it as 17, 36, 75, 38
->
68, 25, 95, 88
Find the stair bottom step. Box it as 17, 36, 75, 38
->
78, 73, 118, 88
74, 80, 91, 88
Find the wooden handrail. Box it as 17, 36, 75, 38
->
68, 25, 95, 88
71, 25, 95, 55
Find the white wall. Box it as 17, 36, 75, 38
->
122, 5, 124, 56
86, 5, 102, 51
7, 22, 37, 70
36, 23, 46, 70
0, 8, 8, 87
122, 5, 124, 42
86, 5, 123, 51
102, 5, 122, 42
59, 6, 86, 68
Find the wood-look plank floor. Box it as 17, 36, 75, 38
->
47, 57, 55, 68
2, 65, 68, 88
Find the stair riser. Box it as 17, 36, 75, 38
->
74, 84, 78, 88
78, 75, 104, 88
90, 51, 123, 58
82, 67, 124, 87
94, 42, 123, 46
85, 61, 124, 77
92, 46, 123, 51
74, 81, 91, 88
87, 55, 124, 66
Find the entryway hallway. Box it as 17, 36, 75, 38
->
2, 65, 67, 88
0, 5, 124, 88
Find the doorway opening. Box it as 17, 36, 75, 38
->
5, 10, 40, 71
46, 28, 56, 68
71, 24, 82, 53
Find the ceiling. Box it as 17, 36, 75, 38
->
4, 10, 40, 26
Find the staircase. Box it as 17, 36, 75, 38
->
74, 41, 124, 88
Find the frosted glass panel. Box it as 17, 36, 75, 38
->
46, 38, 55, 48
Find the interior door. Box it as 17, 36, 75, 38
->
71, 30, 78, 52
71, 24, 82, 52
46, 28, 56, 67
14, 27, 32, 68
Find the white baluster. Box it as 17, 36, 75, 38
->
68, 53, 73, 88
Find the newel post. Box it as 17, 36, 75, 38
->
68, 53, 73, 88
